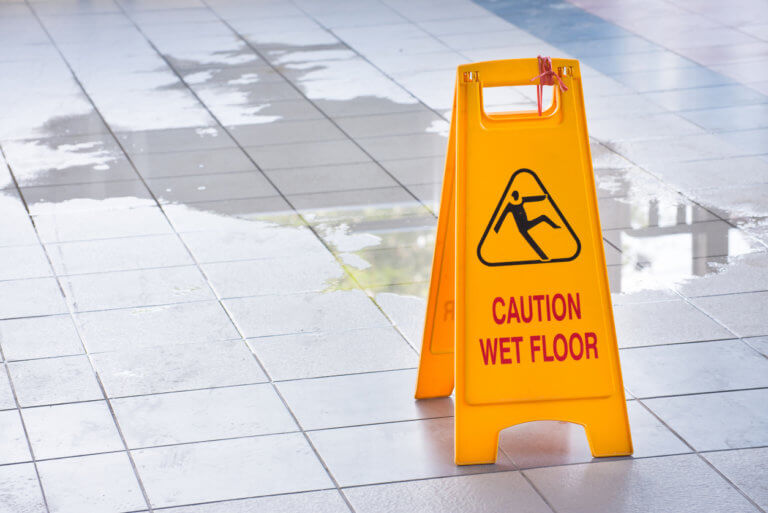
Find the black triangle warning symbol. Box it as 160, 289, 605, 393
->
477, 169, 580, 266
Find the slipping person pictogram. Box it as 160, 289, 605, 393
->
493, 190, 561, 260
477, 168, 580, 266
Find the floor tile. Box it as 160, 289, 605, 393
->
309, 417, 514, 487
371, 286, 427, 349
161, 490, 350, 513
8, 355, 103, 407
92, 339, 266, 397
676, 252, 768, 297
0, 245, 51, 280
526, 454, 758, 513
692, 291, 768, 337
250, 326, 417, 380
33, 206, 173, 243
704, 448, 768, 511
180, 224, 327, 262
0, 463, 47, 513
620, 340, 768, 398
277, 369, 450, 429
146, 171, 278, 204
266, 162, 397, 195
613, 300, 733, 347
133, 434, 332, 508
380, 156, 444, 185
645, 389, 768, 450
21, 180, 154, 215
245, 139, 371, 170
38, 452, 147, 513
744, 336, 768, 356
0, 277, 69, 320
344, 471, 552, 513
116, 126, 236, 156
23, 401, 123, 459
356, 133, 447, 161
335, 110, 446, 138
0, 314, 83, 361
0, 372, 16, 410
76, 301, 239, 353
226, 119, 346, 146
113, 384, 297, 447
499, 401, 689, 468
289, 187, 419, 218
0, 409, 32, 464
130, 147, 256, 179
203, 253, 346, 298
644, 84, 767, 112
46, 234, 193, 275
60, 266, 214, 312
225, 290, 391, 338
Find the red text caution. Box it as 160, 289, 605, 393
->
480, 293, 598, 365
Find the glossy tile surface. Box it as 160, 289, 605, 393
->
1, 0, 766, 510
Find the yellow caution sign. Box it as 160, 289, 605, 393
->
416, 58, 633, 465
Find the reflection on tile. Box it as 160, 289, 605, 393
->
133, 434, 332, 508
309, 418, 513, 487
8, 355, 103, 407
0, 314, 83, 361
250, 326, 417, 380
0, 410, 31, 464
23, 401, 123, 459
113, 385, 296, 448
225, 290, 390, 338
76, 301, 239, 353
645, 389, 768, 451
526, 454, 756, 513
92, 340, 266, 397
345, 472, 551, 513
277, 369, 451, 430
500, 401, 689, 468
0, 463, 46, 513
161, 490, 349, 513
692, 291, 768, 337
613, 300, 733, 348
704, 448, 768, 511
38, 453, 147, 513
620, 340, 768, 398
60, 266, 214, 312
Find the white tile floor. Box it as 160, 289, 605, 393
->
0, 0, 767, 512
